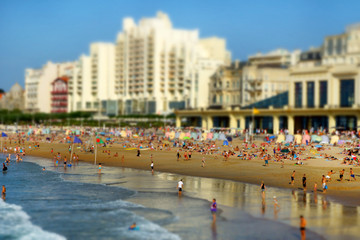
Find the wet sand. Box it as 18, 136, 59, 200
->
11, 138, 360, 206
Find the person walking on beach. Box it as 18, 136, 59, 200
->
137, 149, 141, 157
349, 168, 356, 181
150, 161, 154, 174
177, 179, 184, 197
322, 175, 327, 193
302, 174, 307, 191
339, 169, 345, 181
273, 196, 280, 209
210, 198, 217, 222
260, 181, 266, 198
300, 215, 306, 240
290, 170, 296, 185
176, 151, 180, 161
201, 157, 205, 167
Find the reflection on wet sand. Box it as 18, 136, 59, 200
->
154, 173, 360, 239
41, 158, 360, 240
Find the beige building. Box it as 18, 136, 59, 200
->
175, 24, 360, 133
209, 61, 243, 109
0, 83, 25, 111
242, 64, 290, 105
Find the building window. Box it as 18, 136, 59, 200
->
86, 102, 91, 109
307, 82, 315, 108
295, 82, 302, 108
336, 38, 342, 55
340, 79, 355, 107
327, 39, 333, 56
319, 81, 327, 108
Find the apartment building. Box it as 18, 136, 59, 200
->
209, 61, 244, 109
51, 77, 69, 113
242, 49, 300, 105
25, 61, 76, 113
114, 11, 230, 115
68, 43, 116, 115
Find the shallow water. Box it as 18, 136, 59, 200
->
1, 155, 359, 239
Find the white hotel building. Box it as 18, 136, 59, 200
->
67, 12, 230, 115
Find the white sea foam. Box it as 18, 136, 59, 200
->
0, 200, 66, 240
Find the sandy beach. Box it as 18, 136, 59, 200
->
7, 136, 360, 206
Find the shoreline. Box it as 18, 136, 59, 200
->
17, 141, 360, 207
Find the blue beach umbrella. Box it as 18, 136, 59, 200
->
315, 144, 322, 148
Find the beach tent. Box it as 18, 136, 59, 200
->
310, 149, 318, 154
213, 133, 219, 140
311, 135, 322, 143
227, 136, 233, 142
185, 132, 191, 138
218, 133, 227, 141
223, 140, 229, 146
179, 132, 185, 140
330, 135, 339, 145
169, 131, 175, 140
120, 131, 126, 138
302, 135, 311, 145
191, 132, 197, 139
207, 133, 213, 140
175, 132, 180, 139
294, 134, 302, 144
285, 135, 294, 143
320, 135, 330, 144
276, 134, 285, 143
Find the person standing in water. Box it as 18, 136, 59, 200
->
2, 185, 6, 200
150, 161, 154, 174
210, 198, 217, 222
98, 163, 102, 173
302, 174, 307, 191
177, 179, 184, 197
2, 163, 7, 172
260, 180, 266, 198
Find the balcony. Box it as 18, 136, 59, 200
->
51, 90, 68, 95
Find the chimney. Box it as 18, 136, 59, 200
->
235, 59, 240, 69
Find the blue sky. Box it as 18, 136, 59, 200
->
0, 0, 359, 91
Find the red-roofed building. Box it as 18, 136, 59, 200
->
51, 76, 68, 113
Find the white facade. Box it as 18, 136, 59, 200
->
25, 61, 75, 113
113, 11, 229, 114
68, 43, 115, 113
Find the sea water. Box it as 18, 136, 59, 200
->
1, 155, 357, 239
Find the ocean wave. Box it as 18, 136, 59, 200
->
0, 200, 66, 240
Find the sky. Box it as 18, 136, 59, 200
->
1, 0, 360, 91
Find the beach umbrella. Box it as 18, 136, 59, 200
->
106, 137, 111, 141
315, 144, 322, 148
184, 136, 191, 140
